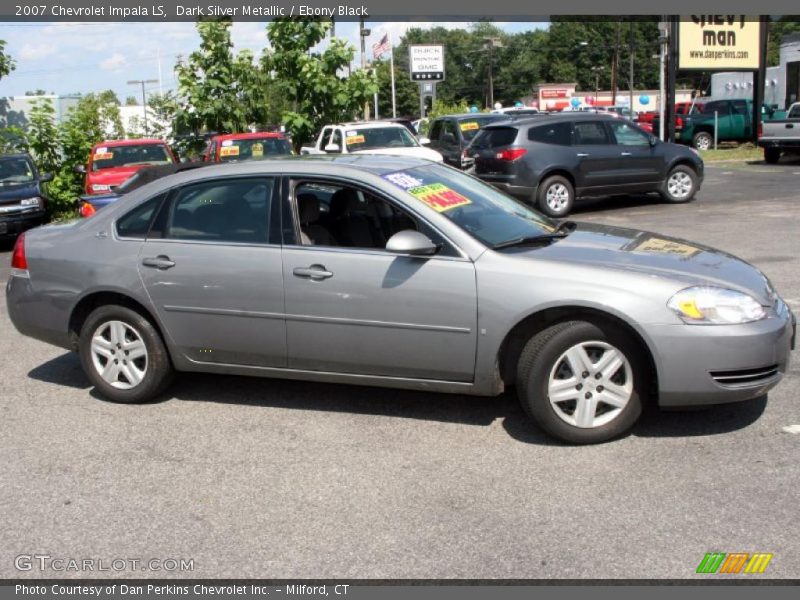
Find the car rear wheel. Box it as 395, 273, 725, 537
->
661, 165, 697, 203
764, 148, 781, 164
516, 321, 644, 444
536, 175, 575, 217
692, 131, 713, 151
79, 305, 173, 403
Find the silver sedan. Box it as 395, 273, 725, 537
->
6, 156, 795, 444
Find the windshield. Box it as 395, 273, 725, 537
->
345, 127, 419, 151
218, 137, 292, 162
91, 144, 173, 171
0, 156, 36, 186
381, 164, 557, 247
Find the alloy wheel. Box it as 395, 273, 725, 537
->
90, 320, 148, 390
667, 171, 693, 199
546, 183, 570, 212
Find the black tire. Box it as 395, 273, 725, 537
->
764, 148, 781, 164
692, 131, 713, 151
78, 304, 173, 403
536, 175, 575, 217
661, 164, 698, 204
516, 320, 645, 444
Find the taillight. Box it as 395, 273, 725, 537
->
11, 233, 27, 270
757, 121, 763, 138
80, 202, 96, 218
675, 117, 684, 129
496, 148, 527, 161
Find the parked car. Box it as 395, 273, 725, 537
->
0, 153, 51, 239
78, 162, 210, 217
301, 122, 443, 162
426, 113, 509, 169
758, 102, 800, 164
491, 107, 542, 116
6, 156, 794, 444
78, 139, 177, 195
202, 132, 293, 163
467, 113, 703, 217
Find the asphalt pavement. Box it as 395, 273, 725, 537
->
1, 162, 798, 580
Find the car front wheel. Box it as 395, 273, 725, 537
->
79, 305, 173, 403
516, 321, 645, 444
536, 175, 575, 217
692, 131, 713, 150
661, 165, 698, 203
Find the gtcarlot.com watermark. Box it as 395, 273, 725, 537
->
15, 554, 194, 573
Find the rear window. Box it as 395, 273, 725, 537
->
92, 144, 173, 171
218, 137, 292, 162
789, 105, 800, 119
470, 127, 519, 149
528, 122, 572, 145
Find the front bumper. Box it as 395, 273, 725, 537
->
0, 210, 47, 238
646, 304, 794, 407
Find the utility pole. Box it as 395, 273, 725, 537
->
127, 78, 158, 136
629, 20, 635, 114
359, 17, 370, 120
485, 38, 503, 109
611, 21, 621, 106
658, 19, 669, 140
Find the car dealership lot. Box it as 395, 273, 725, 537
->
0, 163, 798, 579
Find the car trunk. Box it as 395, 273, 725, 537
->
472, 126, 521, 176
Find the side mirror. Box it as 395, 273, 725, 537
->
74, 164, 87, 174
324, 143, 341, 153
385, 230, 438, 256
419, 137, 431, 146
39, 172, 54, 183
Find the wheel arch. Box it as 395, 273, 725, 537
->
496, 305, 659, 398
538, 169, 576, 191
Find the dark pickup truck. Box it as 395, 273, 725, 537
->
758, 102, 800, 163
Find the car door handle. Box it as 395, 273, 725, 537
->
620, 152, 632, 156
787, 124, 795, 129
576, 153, 590, 157
293, 265, 334, 280
141, 255, 176, 270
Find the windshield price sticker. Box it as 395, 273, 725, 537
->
251, 143, 264, 158
346, 134, 365, 145
93, 152, 113, 160
220, 146, 239, 157
383, 171, 424, 190
408, 183, 472, 212
221, 140, 234, 147
460, 122, 480, 132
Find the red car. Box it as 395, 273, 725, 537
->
81, 139, 176, 195
203, 132, 293, 163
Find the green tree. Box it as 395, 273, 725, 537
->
0, 39, 15, 82
267, 18, 378, 151
768, 17, 800, 66
26, 99, 60, 175
374, 57, 418, 118
125, 95, 138, 106
147, 91, 179, 141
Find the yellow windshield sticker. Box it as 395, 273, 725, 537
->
345, 134, 365, 145
93, 152, 113, 161
220, 146, 240, 157
460, 122, 479, 132
408, 183, 472, 212
627, 236, 701, 258
251, 142, 264, 158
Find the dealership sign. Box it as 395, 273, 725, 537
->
409, 45, 445, 81
678, 15, 761, 71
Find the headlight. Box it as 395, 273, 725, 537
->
19, 196, 42, 208
91, 184, 111, 192
668, 287, 766, 324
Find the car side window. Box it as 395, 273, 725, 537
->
291, 180, 457, 257
528, 122, 572, 145
160, 178, 275, 244
442, 121, 459, 146
608, 121, 650, 146
429, 120, 442, 142
731, 100, 748, 115
704, 101, 730, 115
116, 194, 166, 239
330, 129, 343, 150
573, 121, 611, 145
789, 105, 800, 119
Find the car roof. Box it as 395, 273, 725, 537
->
92, 139, 169, 148
336, 121, 408, 129
483, 112, 620, 127
0, 153, 33, 160
436, 113, 508, 121
212, 132, 286, 141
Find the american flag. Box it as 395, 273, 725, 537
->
372, 33, 390, 60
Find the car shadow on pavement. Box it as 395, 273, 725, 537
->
570, 194, 667, 215
29, 353, 769, 445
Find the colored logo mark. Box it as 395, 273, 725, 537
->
696, 552, 773, 574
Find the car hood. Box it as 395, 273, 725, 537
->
351, 147, 444, 162
507, 222, 774, 305
87, 166, 146, 186
0, 182, 39, 204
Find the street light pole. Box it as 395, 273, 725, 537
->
127, 79, 158, 136
359, 17, 371, 120
629, 20, 635, 114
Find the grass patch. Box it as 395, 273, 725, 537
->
698, 143, 763, 163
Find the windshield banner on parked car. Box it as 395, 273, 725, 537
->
383, 171, 472, 213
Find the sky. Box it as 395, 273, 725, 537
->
1, 21, 547, 101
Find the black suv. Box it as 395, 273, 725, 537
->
468, 113, 704, 217
426, 113, 509, 169
0, 153, 51, 240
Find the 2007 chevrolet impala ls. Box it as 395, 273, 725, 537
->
6, 156, 795, 443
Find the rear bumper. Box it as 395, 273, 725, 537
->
6, 272, 73, 350
477, 175, 536, 199
758, 139, 800, 150
0, 210, 47, 238
646, 303, 794, 407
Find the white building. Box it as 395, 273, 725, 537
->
1, 94, 80, 128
